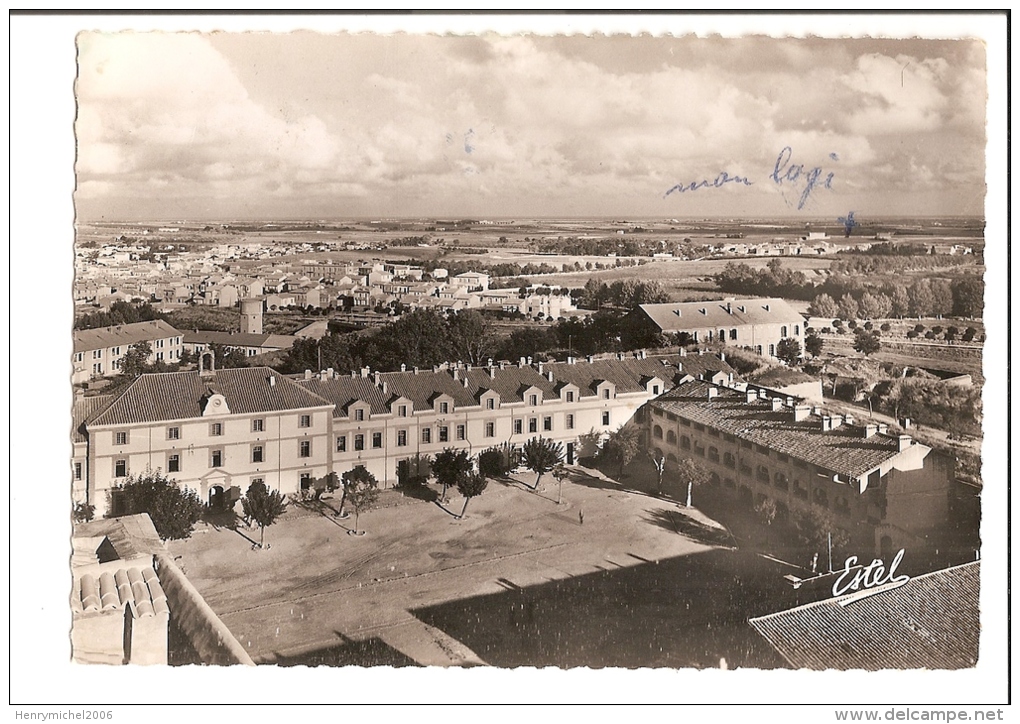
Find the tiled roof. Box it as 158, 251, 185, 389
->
72, 566, 169, 619
73, 319, 182, 353
651, 379, 917, 478
638, 297, 804, 332
749, 562, 980, 670
72, 395, 113, 443
182, 331, 296, 349
298, 353, 737, 417
87, 367, 332, 426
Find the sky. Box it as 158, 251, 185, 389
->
74, 29, 988, 221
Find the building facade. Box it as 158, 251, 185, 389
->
76, 352, 736, 517
630, 298, 806, 360
72, 320, 184, 384
643, 379, 954, 558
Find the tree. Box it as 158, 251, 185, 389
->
73, 501, 95, 523
241, 480, 288, 549
754, 498, 778, 545
120, 342, 152, 377
455, 471, 489, 518
908, 279, 935, 317
836, 294, 860, 322
343, 465, 380, 534
433, 448, 472, 502
952, 277, 984, 318
114, 469, 204, 540
520, 437, 564, 490
795, 510, 850, 572
551, 463, 569, 505
672, 457, 706, 507
599, 425, 641, 478
447, 310, 496, 366
775, 337, 802, 366
853, 329, 882, 356
804, 333, 825, 358
809, 293, 838, 318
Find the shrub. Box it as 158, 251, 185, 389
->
863, 321, 874, 331
925, 331, 936, 340
479, 444, 517, 478
880, 323, 891, 332
906, 330, 919, 339
914, 324, 925, 333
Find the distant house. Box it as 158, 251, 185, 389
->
628, 298, 806, 360
182, 330, 298, 358
73, 319, 184, 384
450, 271, 490, 291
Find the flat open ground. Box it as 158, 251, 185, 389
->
168, 468, 809, 669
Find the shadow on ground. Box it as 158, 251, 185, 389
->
411, 548, 827, 670
643, 508, 736, 547
265, 632, 420, 668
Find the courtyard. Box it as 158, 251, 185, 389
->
167, 466, 814, 669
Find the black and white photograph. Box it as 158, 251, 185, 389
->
9, 11, 1009, 717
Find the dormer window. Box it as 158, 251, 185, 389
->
355, 409, 364, 422
603, 389, 611, 400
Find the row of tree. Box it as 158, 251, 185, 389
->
716, 260, 983, 319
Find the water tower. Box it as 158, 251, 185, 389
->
240, 298, 264, 335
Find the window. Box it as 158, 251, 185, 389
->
485, 422, 495, 438
74, 462, 83, 480
814, 488, 828, 507
210, 422, 223, 436
440, 402, 449, 415
115, 431, 128, 446
337, 435, 347, 453
773, 472, 789, 491
397, 430, 407, 447
757, 465, 770, 483
680, 435, 691, 450
566, 414, 575, 430
781, 326, 788, 338
666, 430, 677, 444
299, 440, 311, 458
529, 394, 538, 406
514, 419, 523, 435
768, 344, 776, 357
369, 432, 381, 449
156, 352, 164, 361
168, 454, 180, 473
112, 346, 121, 356
543, 417, 553, 432
167, 426, 180, 440
708, 446, 719, 463
75, 352, 83, 363
653, 425, 663, 440
566, 391, 575, 403
252, 419, 264, 433
603, 389, 611, 400
300, 414, 311, 428
422, 428, 431, 444
114, 459, 127, 477
355, 434, 365, 451
300, 473, 312, 491
529, 418, 538, 433
354, 409, 364, 422
93, 350, 102, 359
156, 339, 164, 348
486, 398, 495, 410
252, 445, 264, 463
437, 426, 448, 443
398, 405, 408, 417
456, 424, 466, 441
602, 411, 610, 426
251, 477, 264, 486
794, 324, 800, 336
652, 385, 660, 395
723, 452, 736, 469
211, 450, 223, 468
93, 363, 102, 375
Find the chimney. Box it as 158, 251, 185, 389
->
793, 405, 811, 422
639, 350, 647, 359
489, 367, 496, 379
679, 348, 687, 357
319, 370, 328, 381
327, 367, 335, 378
844, 415, 855, 426
878, 423, 889, 435
676, 362, 683, 372
433, 365, 439, 374
719, 352, 726, 362
547, 370, 554, 382
758, 389, 768, 400
830, 414, 843, 428
567, 356, 575, 365
771, 397, 783, 412
537, 362, 544, 374
380, 381, 388, 395
462, 377, 470, 388
269, 375, 276, 388
452, 368, 460, 381
745, 389, 757, 404
304, 370, 312, 380
374, 371, 381, 385
617, 352, 625, 361
726, 302, 732, 314
785, 397, 795, 408
586, 355, 594, 364
864, 424, 878, 438
897, 435, 912, 451
413, 366, 420, 375
707, 387, 718, 400
401, 363, 406, 372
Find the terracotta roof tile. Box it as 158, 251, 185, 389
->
72, 566, 169, 619
749, 562, 980, 670
73, 319, 182, 354
651, 379, 916, 478
72, 395, 113, 443
87, 367, 332, 427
